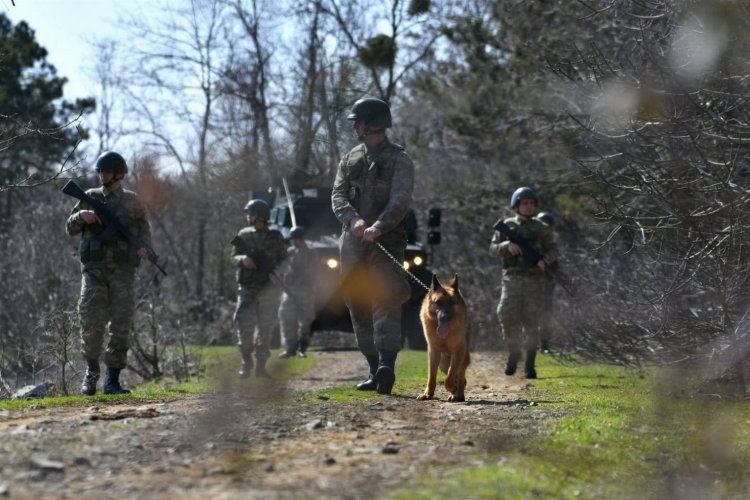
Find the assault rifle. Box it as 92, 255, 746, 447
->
62, 180, 167, 276
230, 235, 300, 299
493, 218, 573, 296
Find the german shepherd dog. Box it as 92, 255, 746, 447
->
417, 274, 472, 402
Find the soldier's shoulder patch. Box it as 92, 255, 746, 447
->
344, 144, 366, 168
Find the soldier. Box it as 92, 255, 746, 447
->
490, 187, 558, 379
277, 226, 317, 358
535, 211, 557, 353
231, 199, 288, 378
66, 151, 152, 395
331, 97, 414, 395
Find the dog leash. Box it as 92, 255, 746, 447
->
375, 242, 431, 292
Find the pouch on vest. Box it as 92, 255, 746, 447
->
111, 239, 135, 264
85, 239, 104, 262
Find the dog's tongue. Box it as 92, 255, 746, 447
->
437, 323, 449, 339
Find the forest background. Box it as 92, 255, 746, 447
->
1, 0, 749, 400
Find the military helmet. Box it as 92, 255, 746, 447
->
537, 212, 555, 226
289, 226, 306, 239
510, 186, 538, 208
346, 97, 392, 129
244, 199, 270, 220
95, 151, 128, 174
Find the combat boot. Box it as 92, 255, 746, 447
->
80, 358, 100, 396
504, 345, 521, 376
255, 357, 271, 378
356, 355, 379, 391
103, 367, 131, 394
540, 339, 550, 353
297, 338, 309, 358
278, 350, 296, 359
524, 349, 538, 379
375, 350, 398, 395
239, 351, 253, 378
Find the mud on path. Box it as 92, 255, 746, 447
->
0, 351, 554, 499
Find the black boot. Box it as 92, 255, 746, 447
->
356, 355, 379, 391
239, 351, 254, 378
255, 357, 270, 378
80, 358, 100, 396
524, 349, 538, 379
504, 344, 521, 376
375, 350, 398, 395
278, 349, 296, 359
103, 367, 131, 394
297, 337, 309, 358
540, 339, 550, 353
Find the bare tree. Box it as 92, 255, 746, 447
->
320, 0, 440, 102
121, 0, 229, 300
222, 0, 280, 186
545, 2, 750, 394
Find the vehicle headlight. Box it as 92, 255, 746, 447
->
412, 255, 424, 266
326, 258, 339, 270
403, 261, 411, 270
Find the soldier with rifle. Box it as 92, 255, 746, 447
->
489, 186, 559, 379
64, 151, 157, 395
230, 199, 287, 378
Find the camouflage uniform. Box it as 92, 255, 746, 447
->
66, 185, 151, 370
331, 139, 414, 356
490, 215, 558, 370
232, 226, 287, 363
277, 244, 317, 354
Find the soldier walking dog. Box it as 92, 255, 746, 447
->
331, 97, 414, 395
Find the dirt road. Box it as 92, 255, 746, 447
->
0, 351, 550, 499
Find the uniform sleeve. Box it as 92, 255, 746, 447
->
132, 195, 152, 248
371, 151, 414, 234
65, 200, 87, 236
489, 230, 509, 257
231, 233, 246, 267
540, 225, 559, 265
331, 154, 360, 227
276, 247, 294, 277
276, 235, 289, 266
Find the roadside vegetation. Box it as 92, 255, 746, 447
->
391, 356, 750, 499
3, 346, 749, 497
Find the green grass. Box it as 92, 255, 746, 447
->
0, 346, 314, 410
389, 354, 750, 500
6, 348, 749, 498
306, 349, 427, 402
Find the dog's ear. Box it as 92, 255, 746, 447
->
448, 273, 459, 291
431, 274, 441, 291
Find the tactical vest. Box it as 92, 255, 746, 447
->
342, 141, 406, 232
78, 189, 140, 267
235, 228, 286, 286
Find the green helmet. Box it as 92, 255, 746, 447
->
244, 199, 270, 220
289, 226, 306, 239
95, 151, 128, 174
510, 186, 538, 209
537, 212, 555, 226
347, 97, 392, 129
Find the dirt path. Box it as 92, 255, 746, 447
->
0, 351, 550, 499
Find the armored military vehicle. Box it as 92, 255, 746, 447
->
264, 184, 439, 349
